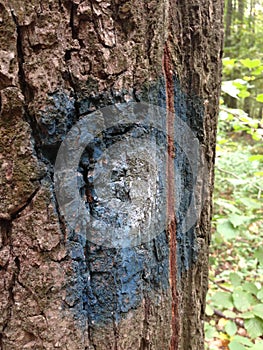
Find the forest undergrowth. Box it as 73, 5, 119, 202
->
205, 2, 263, 348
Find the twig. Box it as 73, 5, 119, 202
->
213, 309, 244, 328
209, 278, 232, 293
216, 166, 240, 179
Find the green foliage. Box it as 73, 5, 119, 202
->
256, 94, 263, 102
206, 43, 263, 350
229, 341, 247, 350
205, 119, 263, 347
224, 1, 263, 59
205, 2, 263, 348
221, 56, 263, 124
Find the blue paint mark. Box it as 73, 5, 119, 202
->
38, 80, 203, 326
38, 91, 76, 163
64, 231, 169, 325
173, 76, 204, 274
135, 76, 203, 275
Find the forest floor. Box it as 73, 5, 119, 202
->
205, 130, 263, 350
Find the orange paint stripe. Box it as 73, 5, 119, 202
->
163, 42, 179, 350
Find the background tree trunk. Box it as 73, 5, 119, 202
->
225, 0, 233, 46
0, 1, 224, 349
238, 0, 245, 23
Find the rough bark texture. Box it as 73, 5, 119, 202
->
0, 1, 224, 349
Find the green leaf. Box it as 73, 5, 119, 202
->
205, 322, 218, 339
223, 58, 236, 66
233, 289, 252, 311
239, 115, 251, 123
211, 291, 233, 309
241, 311, 255, 319
252, 304, 263, 320
257, 289, 263, 302
229, 340, 246, 350
233, 79, 248, 88
240, 58, 261, 69
250, 341, 263, 350
231, 335, 253, 347
243, 75, 253, 81
225, 320, 237, 336
217, 220, 237, 240
229, 214, 248, 228
244, 317, 263, 339
223, 108, 248, 118
239, 197, 261, 210
214, 199, 242, 213
205, 304, 214, 316
243, 282, 259, 295
222, 81, 240, 98
224, 310, 237, 318
238, 90, 250, 98
229, 272, 242, 287
218, 138, 229, 145
252, 66, 263, 75
255, 246, 263, 265
249, 155, 263, 162
252, 134, 262, 141
256, 94, 263, 103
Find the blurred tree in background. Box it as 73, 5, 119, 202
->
223, 0, 263, 120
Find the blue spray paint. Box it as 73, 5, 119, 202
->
173, 77, 204, 274
38, 79, 203, 325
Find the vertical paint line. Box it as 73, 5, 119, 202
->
163, 42, 179, 350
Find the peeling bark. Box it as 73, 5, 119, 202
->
0, 1, 223, 349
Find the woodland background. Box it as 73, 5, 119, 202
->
205, 1, 263, 349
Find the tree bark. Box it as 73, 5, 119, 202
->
0, 1, 224, 349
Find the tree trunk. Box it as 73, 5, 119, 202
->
237, 0, 245, 23
225, 0, 233, 46
0, 1, 224, 349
